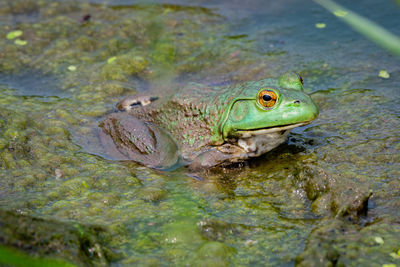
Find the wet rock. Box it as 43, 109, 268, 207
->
331, 187, 371, 220
295, 165, 371, 221
0, 209, 117, 266
296, 176, 400, 266
296, 218, 400, 267
293, 163, 399, 266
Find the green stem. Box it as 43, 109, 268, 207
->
314, 0, 400, 57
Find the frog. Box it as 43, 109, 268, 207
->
99, 72, 319, 170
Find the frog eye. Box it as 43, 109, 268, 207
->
258, 90, 277, 108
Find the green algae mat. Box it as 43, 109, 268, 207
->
0, 0, 399, 266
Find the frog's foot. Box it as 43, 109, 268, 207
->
116, 95, 159, 111
188, 144, 249, 171
99, 113, 179, 169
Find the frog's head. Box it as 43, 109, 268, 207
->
219, 72, 319, 140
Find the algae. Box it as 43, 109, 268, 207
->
0, 209, 116, 266
0, 245, 77, 267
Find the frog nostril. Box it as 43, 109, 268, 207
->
294, 100, 300, 104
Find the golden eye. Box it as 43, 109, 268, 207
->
258, 90, 277, 108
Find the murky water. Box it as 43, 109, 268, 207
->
0, 0, 399, 266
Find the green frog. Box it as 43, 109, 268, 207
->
99, 72, 319, 170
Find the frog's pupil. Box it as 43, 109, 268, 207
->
263, 94, 272, 101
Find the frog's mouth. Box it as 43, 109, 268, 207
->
235, 122, 310, 138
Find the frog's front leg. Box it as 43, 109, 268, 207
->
116, 95, 159, 111
99, 112, 179, 169
188, 144, 248, 170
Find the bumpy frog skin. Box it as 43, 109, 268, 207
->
99, 72, 319, 169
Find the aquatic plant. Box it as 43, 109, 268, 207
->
314, 0, 400, 57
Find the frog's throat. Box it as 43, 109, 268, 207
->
234, 122, 309, 138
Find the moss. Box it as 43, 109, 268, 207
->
138, 186, 167, 202
0, 209, 116, 266
59, 178, 90, 197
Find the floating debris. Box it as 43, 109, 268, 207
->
315, 23, 326, 28
378, 70, 390, 79
6, 30, 22, 40
390, 252, 400, 259
68, 65, 77, 71
14, 39, 27, 46
374, 236, 384, 245
55, 169, 63, 179
107, 56, 117, 64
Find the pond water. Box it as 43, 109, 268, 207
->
0, 0, 399, 266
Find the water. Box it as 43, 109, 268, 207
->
0, 0, 399, 265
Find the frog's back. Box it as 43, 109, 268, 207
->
128, 82, 245, 150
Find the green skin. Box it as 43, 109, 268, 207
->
100, 72, 319, 169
